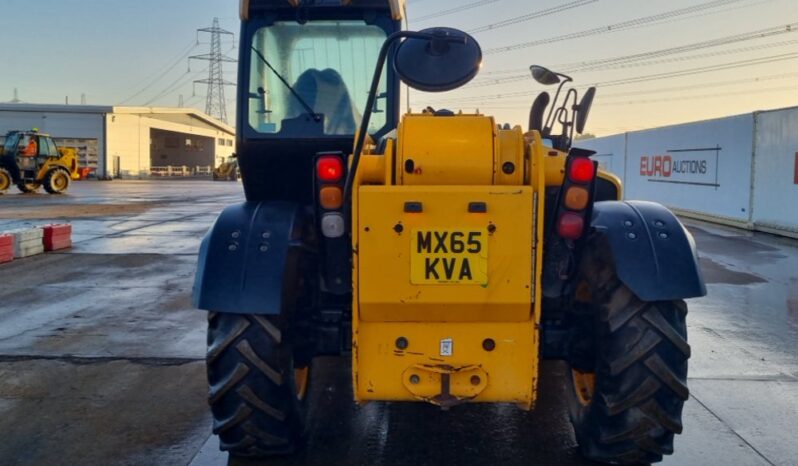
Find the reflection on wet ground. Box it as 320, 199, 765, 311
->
1, 182, 797, 466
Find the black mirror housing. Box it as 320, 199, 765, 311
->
575, 87, 596, 134
530, 65, 560, 86
393, 27, 482, 93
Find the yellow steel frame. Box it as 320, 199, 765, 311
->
351, 117, 547, 409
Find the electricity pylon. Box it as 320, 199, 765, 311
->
190, 18, 236, 124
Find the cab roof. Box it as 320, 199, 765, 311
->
240, 0, 405, 21
4, 129, 50, 138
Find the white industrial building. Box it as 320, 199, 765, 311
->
0, 104, 235, 178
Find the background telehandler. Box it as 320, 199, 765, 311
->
0, 129, 79, 194
213, 154, 239, 181
193, 1, 705, 463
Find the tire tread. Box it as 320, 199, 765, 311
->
206, 313, 307, 458
568, 240, 690, 464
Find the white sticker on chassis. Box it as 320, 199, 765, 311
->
440, 338, 453, 357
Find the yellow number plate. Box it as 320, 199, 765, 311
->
410, 229, 488, 285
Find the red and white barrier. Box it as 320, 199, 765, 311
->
0, 234, 13, 264
10, 228, 44, 258
0, 223, 73, 264
41, 224, 73, 251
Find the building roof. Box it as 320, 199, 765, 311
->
0, 103, 235, 136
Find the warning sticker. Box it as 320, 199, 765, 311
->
440, 338, 453, 357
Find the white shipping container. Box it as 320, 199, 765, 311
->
752, 107, 798, 235
550, 105, 798, 237
623, 114, 754, 224
575, 134, 627, 186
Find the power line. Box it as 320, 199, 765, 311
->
476, 84, 798, 109
119, 41, 198, 105
484, 0, 768, 55
470, 22, 798, 88
460, 77, 798, 109
599, 71, 798, 99
411, 0, 500, 22
143, 65, 209, 106
419, 50, 798, 105
588, 39, 798, 71
596, 51, 798, 87
467, 0, 598, 34
561, 22, 796, 68
600, 84, 798, 106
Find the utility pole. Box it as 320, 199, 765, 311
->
190, 18, 235, 123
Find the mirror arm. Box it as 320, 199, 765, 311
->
543, 76, 571, 135
564, 88, 578, 145
543, 81, 563, 135
343, 30, 444, 226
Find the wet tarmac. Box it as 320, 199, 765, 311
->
0, 180, 797, 466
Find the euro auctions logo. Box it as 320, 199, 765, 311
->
639, 146, 720, 187
640, 155, 708, 178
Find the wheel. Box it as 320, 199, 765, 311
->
0, 168, 11, 194
43, 169, 71, 194
567, 240, 690, 465
207, 312, 310, 458
17, 181, 41, 193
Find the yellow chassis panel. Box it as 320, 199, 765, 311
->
357, 185, 533, 322
355, 321, 538, 409
351, 119, 550, 409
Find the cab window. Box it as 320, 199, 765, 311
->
248, 20, 388, 137
44, 138, 59, 156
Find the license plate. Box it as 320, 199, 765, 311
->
410, 229, 488, 285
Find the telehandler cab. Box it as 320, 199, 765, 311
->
193, 1, 706, 463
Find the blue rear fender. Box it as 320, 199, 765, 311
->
193, 201, 307, 315
590, 200, 706, 302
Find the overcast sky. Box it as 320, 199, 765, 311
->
1, 0, 797, 135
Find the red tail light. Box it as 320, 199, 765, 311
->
557, 212, 584, 240
569, 157, 595, 184
317, 156, 343, 182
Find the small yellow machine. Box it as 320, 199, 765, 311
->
0, 130, 80, 194
212, 154, 239, 181
193, 1, 706, 464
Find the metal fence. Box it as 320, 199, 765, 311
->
149, 166, 213, 178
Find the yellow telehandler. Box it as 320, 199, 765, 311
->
193, 1, 705, 463
212, 154, 239, 181
0, 130, 80, 194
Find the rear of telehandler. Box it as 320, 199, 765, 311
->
193, 1, 705, 463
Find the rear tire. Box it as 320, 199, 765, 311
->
207, 312, 310, 458
17, 181, 40, 193
0, 168, 11, 194
567, 241, 690, 465
44, 168, 71, 194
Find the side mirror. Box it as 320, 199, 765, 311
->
575, 87, 596, 134
530, 65, 560, 86
394, 27, 482, 92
